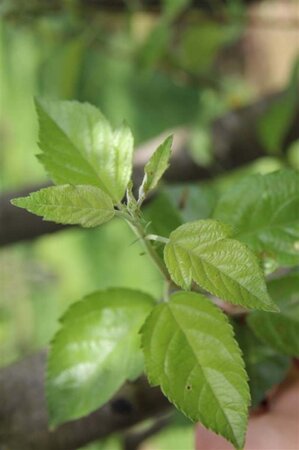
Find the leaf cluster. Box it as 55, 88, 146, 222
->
12, 100, 299, 449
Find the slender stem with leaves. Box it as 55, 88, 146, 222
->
11, 99, 299, 450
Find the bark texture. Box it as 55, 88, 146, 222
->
0, 352, 170, 450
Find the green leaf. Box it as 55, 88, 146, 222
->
164, 219, 276, 311
137, 23, 170, 70
35, 99, 134, 203
213, 170, 299, 266
247, 272, 299, 357
141, 291, 250, 450
144, 192, 183, 237
139, 135, 173, 202
234, 322, 290, 408
258, 60, 299, 154
47, 288, 155, 426
11, 185, 115, 227
164, 183, 218, 222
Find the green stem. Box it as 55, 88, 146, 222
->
127, 220, 171, 282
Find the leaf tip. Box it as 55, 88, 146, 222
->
10, 197, 25, 208
266, 302, 280, 313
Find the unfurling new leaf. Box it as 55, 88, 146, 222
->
164, 219, 277, 311
138, 135, 173, 203
11, 185, 115, 227
47, 288, 155, 426
141, 291, 250, 450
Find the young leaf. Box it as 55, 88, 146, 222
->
213, 170, 299, 266
35, 99, 134, 203
138, 135, 172, 202
234, 322, 290, 408
247, 272, 299, 357
141, 291, 250, 450
164, 219, 276, 311
47, 288, 155, 426
126, 180, 138, 215
11, 185, 115, 227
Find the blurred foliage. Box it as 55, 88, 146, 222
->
234, 322, 290, 408
258, 59, 299, 155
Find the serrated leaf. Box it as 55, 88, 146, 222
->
35, 99, 134, 203
139, 135, 172, 202
213, 170, 299, 266
247, 272, 299, 357
141, 291, 250, 449
164, 219, 276, 311
11, 185, 115, 227
234, 322, 290, 408
47, 288, 155, 426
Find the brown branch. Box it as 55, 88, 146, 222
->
0, 352, 170, 450
1, 89, 298, 247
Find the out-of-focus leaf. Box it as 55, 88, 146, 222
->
247, 272, 299, 357
144, 192, 183, 238
258, 60, 299, 154
234, 322, 290, 408
179, 23, 239, 73
213, 170, 299, 266
146, 421, 194, 450
144, 183, 217, 241
164, 183, 218, 222
162, 0, 191, 19
137, 22, 170, 70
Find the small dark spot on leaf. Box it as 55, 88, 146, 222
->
186, 384, 192, 391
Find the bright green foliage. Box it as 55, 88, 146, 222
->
141, 292, 250, 450
234, 323, 290, 408
35, 99, 134, 203
213, 170, 299, 266
164, 219, 276, 311
139, 136, 172, 202
11, 185, 115, 227
47, 288, 155, 426
247, 272, 299, 357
